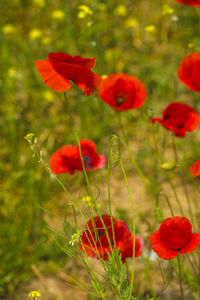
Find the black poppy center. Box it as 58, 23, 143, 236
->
98, 231, 105, 236
116, 93, 126, 106
83, 155, 92, 168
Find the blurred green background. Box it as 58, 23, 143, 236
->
1, 0, 200, 298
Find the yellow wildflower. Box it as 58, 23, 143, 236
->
82, 195, 94, 207
101, 74, 108, 80
162, 5, 174, 15
2, 24, 16, 35
32, 0, 45, 7
8, 67, 17, 78
145, 25, 156, 33
29, 28, 42, 40
27, 290, 41, 300
69, 233, 80, 246
124, 18, 138, 28
188, 43, 194, 49
52, 10, 65, 20
41, 36, 51, 45
114, 4, 127, 16
43, 91, 54, 102
78, 5, 93, 19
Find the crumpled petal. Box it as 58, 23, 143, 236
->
148, 230, 177, 260
35, 60, 71, 92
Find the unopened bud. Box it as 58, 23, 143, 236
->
161, 162, 177, 170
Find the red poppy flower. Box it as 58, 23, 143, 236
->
79, 215, 143, 262
98, 73, 147, 111
189, 159, 200, 177
175, 0, 200, 6
35, 52, 102, 96
152, 102, 200, 137
178, 52, 200, 92
148, 216, 200, 260
50, 139, 106, 174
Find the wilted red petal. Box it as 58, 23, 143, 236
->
49, 52, 96, 68
189, 159, 200, 177
52, 63, 102, 96
35, 60, 71, 92
148, 230, 177, 260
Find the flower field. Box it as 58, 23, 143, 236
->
1, 0, 200, 299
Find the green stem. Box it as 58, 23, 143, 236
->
177, 254, 184, 300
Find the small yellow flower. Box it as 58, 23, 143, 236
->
145, 25, 156, 33
114, 4, 127, 16
8, 67, 17, 78
52, 10, 65, 20
101, 74, 108, 80
2, 24, 16, 35
43, 91, 54, 102
78, 5, 93, 18
32, 0, 45, 7
188, 43, 194, 49
41, 36, 51, 45
162, 5, 174, 15
69, 233, 80, 246
124, 18, 138, 28
29, 28, 42, 40
27, 290, 41, 300
82, 195, 94, 207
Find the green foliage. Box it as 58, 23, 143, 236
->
105, 249, 137, 300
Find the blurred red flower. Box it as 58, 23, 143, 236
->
35, 52, 102, 96
175, 0, 200, 6
178, 52, 200, 92
50, 139, 106, 174
80, 215, 143, 262
152, 102, 199, 137
148, 216, 200, 260
189, 159, 200, 177
98, 73, 147, 111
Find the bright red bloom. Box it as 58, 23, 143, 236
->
189, 159, 200, 177
148, 217, 200, 260
35, 52, 102, 96
152, 102, 200, 137
50, 140, 106, 175
175, 0, 200, 6
178, 53, 200, 92
80, 215, 143, 262
98, 73, 147, 111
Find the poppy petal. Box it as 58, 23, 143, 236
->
179, 233, 200, 253
189, 160, 200, 177
49, 52, 96, 68
148, 230, 177, 260
35, 60, 71, 92
175, 0, 200, 6
52, 63, 102, 96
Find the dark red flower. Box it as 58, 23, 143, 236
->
189, 159, 200, 177
35, 52, 102, 96
50, 139, 106, 174
98, 73, 147, 111
152, 102, 200, 137
175, 0, 200, 6
148, 216, 200, 260
178, 52, 200, 92
79, 215, 143, 262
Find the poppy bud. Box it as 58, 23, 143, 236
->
161, 162, 177, 170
